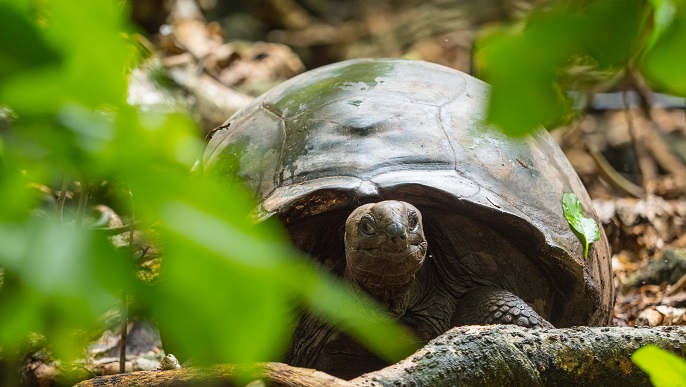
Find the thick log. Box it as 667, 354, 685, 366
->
74, 325, 686, 387
353, 325, 686, 386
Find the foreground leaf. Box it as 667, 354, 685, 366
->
632, 345, 686, 387
0, 0, 415, 373
475, 0, 645, 135
0, 219, 134, 359
641, 0, 686, 96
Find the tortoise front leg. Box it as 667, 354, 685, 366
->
286, 313, 388, 379
452, 287, 553, 328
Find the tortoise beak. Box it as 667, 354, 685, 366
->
384, 221, 408, 251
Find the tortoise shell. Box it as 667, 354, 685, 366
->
201, 58, 614, 328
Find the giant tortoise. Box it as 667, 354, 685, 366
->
199, 58, 614, 378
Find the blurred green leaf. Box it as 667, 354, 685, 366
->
152, 230, 296, 364
641, 0, 686, 96
300, 272, 419, 362
0, 4, 61, 82
632, 345, 686, 387
129, 164, 417, 364
562, 192, 600, 258
140, 173, 295, 364
475, 0, 646, 135
0, 0, 417, 375
0, 0, 134, 115
0, 219, 134, 359
646, 0, 678, 52
0, 168, 42, 222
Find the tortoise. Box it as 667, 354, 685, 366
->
198, 58, 614, 378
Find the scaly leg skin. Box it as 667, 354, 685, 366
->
452, 287, 553, 328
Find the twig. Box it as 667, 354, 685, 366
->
89, 210, 112, 228
587, 144, 644, 197
120, 183, 136, 374
625, 70, 686, 187
666, 272, 686, 297
266, 0, 317, 29
162, 27, 239, 90
91, 223, 138, 235
74, 181, 90, 227
119, 291, 128, 374
622, 70, 654, 120
623, 87, 654, 192
56, 177, 69, 221
641, 123, 686, 182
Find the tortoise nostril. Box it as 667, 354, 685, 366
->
386, 222, 405, 238
391, 235, 406, 244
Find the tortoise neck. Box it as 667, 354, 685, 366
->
343, 266, 417, 317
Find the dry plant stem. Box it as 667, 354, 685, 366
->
165, 0, 226, 86
623, 89, 655, 192
587, 143, 644, 197
622, 84, 686, 190
74, 181, 90, 227
628, 71, 655, 120
642, 123, 686, 182
94, 223, 138, 235
120, 185, 136, 374
166, 31, 248, 94
666, 272, 686, 296
168, 33, 219, 81
119, 292, 128, 374
56, 176, 69, 221
266, 0, 317, 29
627, 71, 686, 182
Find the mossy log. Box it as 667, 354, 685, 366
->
75, 325, 686, 387
351, 325, 686, 386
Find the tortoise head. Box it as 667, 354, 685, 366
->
344, 200, 428, 314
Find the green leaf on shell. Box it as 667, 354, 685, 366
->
632, 345, 686, 387
562, 192, 600, 259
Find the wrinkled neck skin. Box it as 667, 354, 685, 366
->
343, 257, 420, 317
343, 201, 428, 317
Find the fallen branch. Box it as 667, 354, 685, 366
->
74, 362, 351, 387
75, 325, 686, 387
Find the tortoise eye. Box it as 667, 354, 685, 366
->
408, 211, 419, 231
359, 216, 376, 235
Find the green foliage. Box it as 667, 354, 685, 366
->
632, 345, 686, 387
641, 0, 686, 95
562, 193, 600, 258
0, 0, 415, 380
0, 220, 131, 359
0, 5, 60, 82
475, 0, 686, 136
